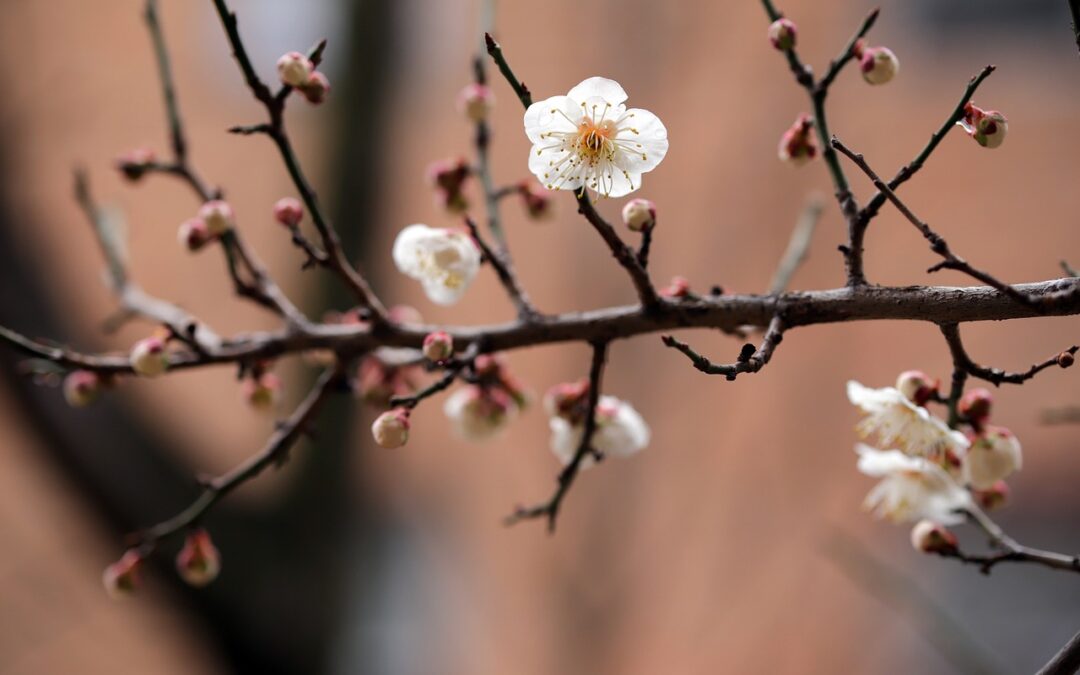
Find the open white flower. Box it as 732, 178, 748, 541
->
856, 444, 971, 525
847, 380, 968, 460
392, 224, 481, 306
524, 77, 668, 198
443, 385, 517, 441
962, 426, 1022, 489
550, 395, 650, 467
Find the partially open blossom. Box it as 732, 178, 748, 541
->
963, 425, 1022, 489
959, 103, 1008, 149
856, 444, 971, 524
277, 51, 313, 88
176, 529, 221, 587
974, 479, 1010, 510
768, 18, 797, 51
177, 218, 211, 252
273, 197, 304, 227
518, 182, 554, 220
422, 331, 454, 362
910, 519, 959, 554
458, 83, 494, 122
372, 408, 411, 448
116, 147, 156, 182
525, 76, 668, 197
660, 276, 691, 298
426, 158, 471, 213
198, 200, 234, 237
855, 41, 899, 85
243, 373, 282, 411
848, 380, 969, 459
130, 336, 169, 378
63, 370, 101, 407
102, 549, 143, 599
895, 370, 939, 406
622, 197, 656, 232
778, 113, 817, 166
299, 71, 330, 104
549, 394, 650, 468
392, 224, 481, 306
444, 385, 517, 441
958, 387, 993, 426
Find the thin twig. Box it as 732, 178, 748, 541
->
389, 344, 480, 409
662, 315, 785, 380
484, 33, 532, 107
464, 217, 539, 321
576, 192, 662, 309
769, 193, 824, 294
934, 505, 1080, 575
940, 323, 1076, 387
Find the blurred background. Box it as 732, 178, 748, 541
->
0, 0, 1078, 673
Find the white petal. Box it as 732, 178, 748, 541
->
855, 444, 921, 477
529, 144, 585, 192
567, 77, 628, 105
592, 167, 641, 198
549, 417, 596, 469
524, 95, 581, 144
613, 108, 668, 174
392, 224, 433, 278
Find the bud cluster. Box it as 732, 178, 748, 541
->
276, 51, 331, 104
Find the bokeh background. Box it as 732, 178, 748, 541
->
0, 0, 1078, 673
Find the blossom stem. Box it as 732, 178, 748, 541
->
940, 323, 1077, 387
464, 216, 539, 320
484, 33, 532, 107
576, 193, 662, 309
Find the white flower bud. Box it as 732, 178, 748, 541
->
768, 18, 797, 51
422, 331, 454, 362
372, 408, 410, 448
621, 198, 656, 232
198, 200, 234, 237
130, 336, 169, 378
859, 46, 899, 85
63, 370, 101, 407
895, 370, 938, 406
910, 519, 958, 554
276, 51, 313, 88
963, 426, 1022, 490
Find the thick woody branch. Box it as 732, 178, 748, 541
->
211, 0, 388, 323
136, 367, 342, 548
505, 340, 608, 532
662, 315, 785, 380
939, 323, 1076, 387
832, 137, 1038, 308
464, 217, 538, 321
1038, 628, 1080, 675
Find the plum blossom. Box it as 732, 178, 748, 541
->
959, 102, 1007, 149
443, 385, 518, 441
856, 444, 971, 525
847, 380, 968, 460
524, 77, 668, 198
549, 395, 650, 468
392, 224, 481, 305
962, 426, 1022, 489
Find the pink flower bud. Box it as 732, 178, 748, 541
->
177, 218, 212, 252
276, 51, 313, 88
102, 549, 143, 599
372, 408, 410, 448
768, 18, 797, 51
660, 276, 691, 298
778, 113, 817, 166
621, 198, 656, 232
858, 45, 899, 85
130, 336, 169, 378
116, 148, 156, 182
974, 479, 1010, 510
273, 197, 304, 227
422, 331, 454, 362
895, 370, 939, 406
198, 200, 234, 237
544, 378, 590, 422
63, 370, 101, 408
176, 529, 221, 587
458, 83, 494, 122
960, 103, 1007, 149
519, 183, 554, 220
473, 353, 504, 379
426, 159, 471, 214
243, 373, 282, 411
910, 519, 958, 554
958, 387, 993, 424
299, 71, 330, 105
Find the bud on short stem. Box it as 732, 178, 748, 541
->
910, 519, 958, 554
778, 113, 817, 166
895, 370, 939, 406
63, 370, 102, 407
768, 18, 797, 51
178, 218, 212, 252
372, 408, 411, 448
299, 71, 330, 105
277, 51, 313, 88
130, 336, 169, 378
660, 276, 691, 298
422, 331, 454, 363
103, 549, 143, 599
116, 148, 156, 182
458, 83, 494, 122
958, 387, 993, 426
858, 44, 899, 85
198, 200, 235, 237
273, 197, 304, 228
621, 198, 656, 232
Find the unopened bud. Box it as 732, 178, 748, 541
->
458, 83, 494, 122
622, 198, 656, 232
910, 519, 958, 554
958, 387, 993, 423
130, 336, 169, 378
63, 370, 101, 407
544, 378, 590, 421
276, 51, 313, 88
660, 276, 691, 298
299, 71, 330, 105
243, 373, 281, 411
273, 197, 304, 227
858, 44, 899, 85
422, 331, 454, 362
768, 18, 797, 51
964, 425, 1022, 489
778, 113, 817, 166
1059, 351, 1076, 368
960, 103, 1008, 149
102, 549, 143, 599
974, 479, 1010, 510
176, 529, 221, 587
116, 148, 156, 182
519, 183, 554, 220
198, 200, 234, 237
177, 218, 211, 252
896, 370, 938, 406
372, 408, 411, 448
427, 159, 471, 213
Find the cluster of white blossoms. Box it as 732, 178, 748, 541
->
849, 371, 1024, 551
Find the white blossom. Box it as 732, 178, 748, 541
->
962, 426, 1022, 489
847, 380, 968, 459
550, 395, 650, 467
443, 385, 517, 442
856, 444, 971, 525
524, 77, 668, 198
392, 224, 481, 306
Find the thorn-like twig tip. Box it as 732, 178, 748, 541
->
484, 32, 497, 54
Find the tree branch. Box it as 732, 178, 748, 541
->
464, 216, 538, 321
940, 323, 1076, 387
576, 192, 661, 309
662, 315, 785, 380
769, 193, 824, 294
933, 504, 1080, 575
1038, 627, 1080, 675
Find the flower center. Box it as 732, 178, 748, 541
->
577, 119, 617, 158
